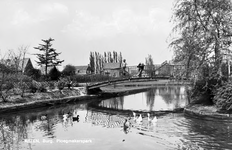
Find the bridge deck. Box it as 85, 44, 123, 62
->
86, 76, 185, 90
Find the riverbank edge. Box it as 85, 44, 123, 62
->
2, 84, 229, 121
0, 94, 99, 114
184, 104, 232, 121
0, 86, 153, 114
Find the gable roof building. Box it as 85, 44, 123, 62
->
103, 63, 122, 77
19, 58, 34, 73
74, 66, 88, 75
103, 63, 121, 70
0, 58, 34, 73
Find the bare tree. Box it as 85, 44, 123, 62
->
0, 50, 15, 102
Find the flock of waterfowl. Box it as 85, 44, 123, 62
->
41, 110, 157, 134
123, 112, 158, 134
63, 111, 79, 122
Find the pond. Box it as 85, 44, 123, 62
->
0, 86, 232, 150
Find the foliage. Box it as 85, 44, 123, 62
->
28, 80, 50, 93
171, 0, 232, 80
62, 65, 76, 76
48, 67, 61, 81
170, 0, 232, 104
190, 71, 227, 104
213, 81, 232, 111
145, 54, 154, 77
38, 82, 47, 92
89, 51, 123, 74
34, 38, 64, 78
29, 80, 39, 93
48, 81, 56, 90
57, 78, 66, 90
25, 68, 42, 80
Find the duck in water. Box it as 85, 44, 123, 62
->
136, 114, 142, 124
147, 113, 157, 125
132, 112, 137, 122
73, 115, 79, 122
123, 119, 131, 134
152, 116, 157, 124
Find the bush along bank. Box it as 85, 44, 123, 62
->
184, 77, 232, 121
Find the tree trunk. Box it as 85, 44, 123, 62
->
214, 41, 222, 78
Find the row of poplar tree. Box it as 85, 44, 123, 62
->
89, 51, 123, 74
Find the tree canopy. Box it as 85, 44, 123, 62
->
34, 38, 64, 78
62, 65, 76, 76
170, 0, 232, 80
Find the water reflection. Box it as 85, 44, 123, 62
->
98, 86, 187, 112
0, 86, 232, 150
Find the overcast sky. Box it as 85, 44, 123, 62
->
0, 0, 175, 68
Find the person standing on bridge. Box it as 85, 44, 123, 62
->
122, 59, 127, 76
137, 63, 144, 77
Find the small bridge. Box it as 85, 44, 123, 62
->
86, 76, 174, 94
86, 60, 188, 94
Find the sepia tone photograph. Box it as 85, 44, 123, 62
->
0, 0, 232, 149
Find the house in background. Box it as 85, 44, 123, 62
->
127, 66, 138, 76
0, 58, 34, 74
74, 66, 88, 75
153, 60, 186, 78
40, 66, 55, 75
18, 58, 34, 73
103, 63, 122, 77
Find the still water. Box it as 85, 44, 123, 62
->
0, 86, 232, 150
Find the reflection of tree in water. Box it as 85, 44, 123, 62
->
0, 115, 29, 150
99, 97, 124, 110
146, 86, 186, 109
145, 88, 156, 111
0, 104, 85, 150
34, 117, 58, 138
85, 110, 126, 128
158, 87, 173, 104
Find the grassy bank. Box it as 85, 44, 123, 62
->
0, 88, 99, 113
184, 104, 232, 121
184, 95, 232, 121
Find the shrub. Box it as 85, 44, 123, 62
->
57, 78, 66, 90
25, 68, 42, 80
49, 67, 61, 81
213, 81, 232, 111
48, 81, 55, 90
29, 80, 40, 93
62, 65, 76, 76
38, 82, 47, 92
191, 74, 226, 105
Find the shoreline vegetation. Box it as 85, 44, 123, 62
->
0, 84, 153, 114
0, 79, 231, 122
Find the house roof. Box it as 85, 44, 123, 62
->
103, 63, 121, 70
19, 58, 33, 71
74, 66, 88, 70
0, 58, 33, 72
